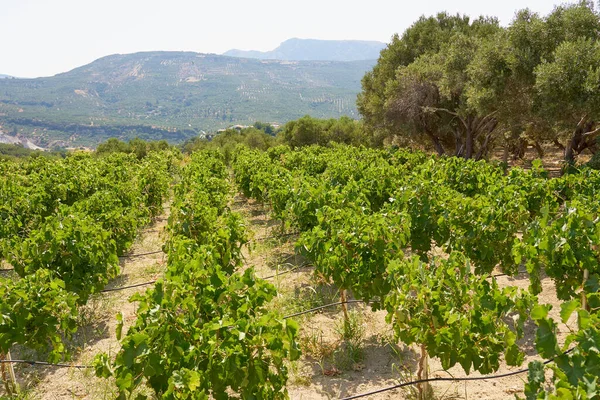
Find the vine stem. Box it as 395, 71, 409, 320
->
1, 353, 10, 395
1, 351, 19, 395
582, 269, 589, 313
6, 351, 18, 395
340, 289, 350, 324
417, 344, 432, 400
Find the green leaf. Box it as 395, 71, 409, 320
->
535, 319, 558, 359
186, 370, 201, 390
525, 361, 545, 400
531, 304, 551, 321
505, 344, 524, 366
559, 300, 580, 324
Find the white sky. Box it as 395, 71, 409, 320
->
0, 0, 561, 78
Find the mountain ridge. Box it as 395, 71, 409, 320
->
0, 51, 375, 147
224, 38, 386, 61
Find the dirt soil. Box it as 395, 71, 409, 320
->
4, 203, 170, 399
233, 195, 576, 400
3, 188, 575, 400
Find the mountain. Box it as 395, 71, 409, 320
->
0, 131, 44, 150
0, 74, 16, 79
224, 38, 386, 61
0, 51, 374, 147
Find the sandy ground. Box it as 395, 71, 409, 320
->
233, 195, 576, 400
2, 188, 576, 400
4, 203, 170, 399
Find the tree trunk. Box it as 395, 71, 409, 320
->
553, 138, 565, 151
454, 129, 463, 157
533, 141, 544, 158
516, 139, 527, 160
502, 146, 509, 164
465, 126, 474, 159
565, 117, 588, 163
566, 132, 582, 164
474, 123, 497, 161
425, 130, 445, 156
582, 269, 590, 313
1, 351, 19, 395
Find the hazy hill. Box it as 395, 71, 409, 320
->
0, 51, 375, 147
224, 38, 386, 61
0, 74, 15, 79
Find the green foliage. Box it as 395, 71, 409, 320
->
97, 150, 300, 398
0, 269, 78, 362
233, 144, 600, 395
98, 261, 299, 399
588, 151, 600, 170
359, 2, 600, 160
96, 137, 175, 159
299, 205, 409, 307
181, 127, 277, 165
0, 150, 174, 361
534, 37, 600, 127
253, 121, 277, 135
0, 143, 65, 161
278, 116, 365, 148
5, 209, 116, 303
515, 202, 600, 299
385, 253, 534, 374
525, 289, 600, 399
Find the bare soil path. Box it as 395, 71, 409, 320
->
231, 194, 575, 400
3, 189, 574, 399
7, 202, 171, 399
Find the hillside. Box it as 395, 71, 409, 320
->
224, 38, 386, 61
0, 74, 16, 79
0, 52, 375, 147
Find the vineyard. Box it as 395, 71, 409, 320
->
0, 145, 599, 399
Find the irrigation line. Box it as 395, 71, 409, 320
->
283, 299, 370, 319
100, 280, 157, 293
119, 250, 163, 259
251, 231, 301, 243
2, 343, 575, 395
260, 263, 313, 280
339, 348, 575, 400
0, 360, 93, 369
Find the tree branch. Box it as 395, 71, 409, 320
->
473, 117, 498, 140
423, 106, 459, 117
473, 110, 499, 134
552, 138, 565, 151
475, 130, 495, 160
577, 115, 589, 130
424, 107, 469, 131
582, 127, 600, 139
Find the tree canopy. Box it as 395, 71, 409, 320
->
358, 1, 600, 162
278, 115, 366, 148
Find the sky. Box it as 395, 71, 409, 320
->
0, 0, 561, 78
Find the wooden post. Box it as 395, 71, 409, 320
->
6, 351, 18, 395
1, 351, 19, 396
1, 352, 10, 395
417, 344, 432, 400
582, 269, 590, 312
